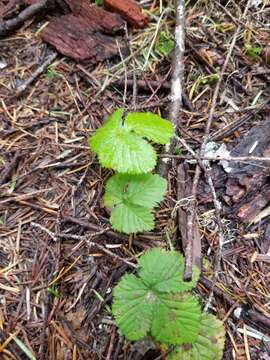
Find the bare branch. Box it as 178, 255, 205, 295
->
0, 0, 52, 38
157, 0, 185, 177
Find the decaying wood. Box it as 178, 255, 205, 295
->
41, 15, 123, 62
41, 1, 125, 62
64, 0, 125, 34
177, 164, 201, 268
104, 0, 149, 28
227, 119, 270, 176
0, 0, 51, 37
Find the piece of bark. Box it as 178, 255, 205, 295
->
104, 0, 149, 28
237, 189, 270, 223
227, 119, 270, 176
177, 163, 201, 269
41, 14, 123, 62
64, 0, 125, 34
264, 223, 270, 253
24, 0, 125, 33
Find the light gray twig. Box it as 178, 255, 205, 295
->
157, 0, 185, 177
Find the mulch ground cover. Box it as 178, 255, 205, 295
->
1, 0, 270, 359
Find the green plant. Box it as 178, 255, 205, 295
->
112, 249, 225, 359
190, 73, 219, 98
156, 31, 174, 57
244, 43, 262, 61
89, 109, 174, 233
48, 285, 59, 298
47, 66, 59, 79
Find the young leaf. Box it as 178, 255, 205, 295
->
126, 112, 174, 145
152, 293, 201, 345
104, 174, 167, 233
167, 313, 225, 360
90, 109, 156, 173
112, 274, 154, 341
138, 248, 200, 293
104, 174, 167, 209
90, 109, 174, 173
91, 128, 156, 174
112, 249, 203, 344
110, 203, 155, 234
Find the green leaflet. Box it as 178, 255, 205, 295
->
152, 293, 201, 345
110, 203, 154, 234
168, 313, 225, 360
90, 109, 174, 174
125, 112, 174, 145
91, 125, 156, 174
112, 274, 154, 341
138, 248, 200, 293
112, 249, 202, 344
104, 174, 167, 233
156, 31, 174, 56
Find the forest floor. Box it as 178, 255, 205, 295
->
1, 0, 270, 359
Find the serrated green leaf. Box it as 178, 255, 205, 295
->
91, 109, 174, 174
110, 203, 154, 233
126, 112, 174, 145
91, 127, 156, 174
152, 293, 201, 345
138, 248, 200, 293
168, 313, 225, 360
112, 274, 154, 341
104, 174, 167, 209
112, 249, 203, 345
104, 174, 167, 234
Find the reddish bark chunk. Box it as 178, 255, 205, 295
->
104, 0, 149, 28
40, 0, 125, 63
64, 0, 124, 33
41, 14, 122, 62
237, 190, 270, 223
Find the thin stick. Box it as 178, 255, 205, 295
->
158, 154, 270, 163
0, 0, 52, 37
185, 1, 252, 280
16, 52, 58, 97
157, 0, 185, 177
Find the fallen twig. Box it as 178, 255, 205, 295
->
16, 52, 58, 97
157, 0, 186, 177
185, 1, 252, 282
112, 78, 194, 111
200, 277, 270, 328
0, 0, 52, 38
158, 154, 270, 163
